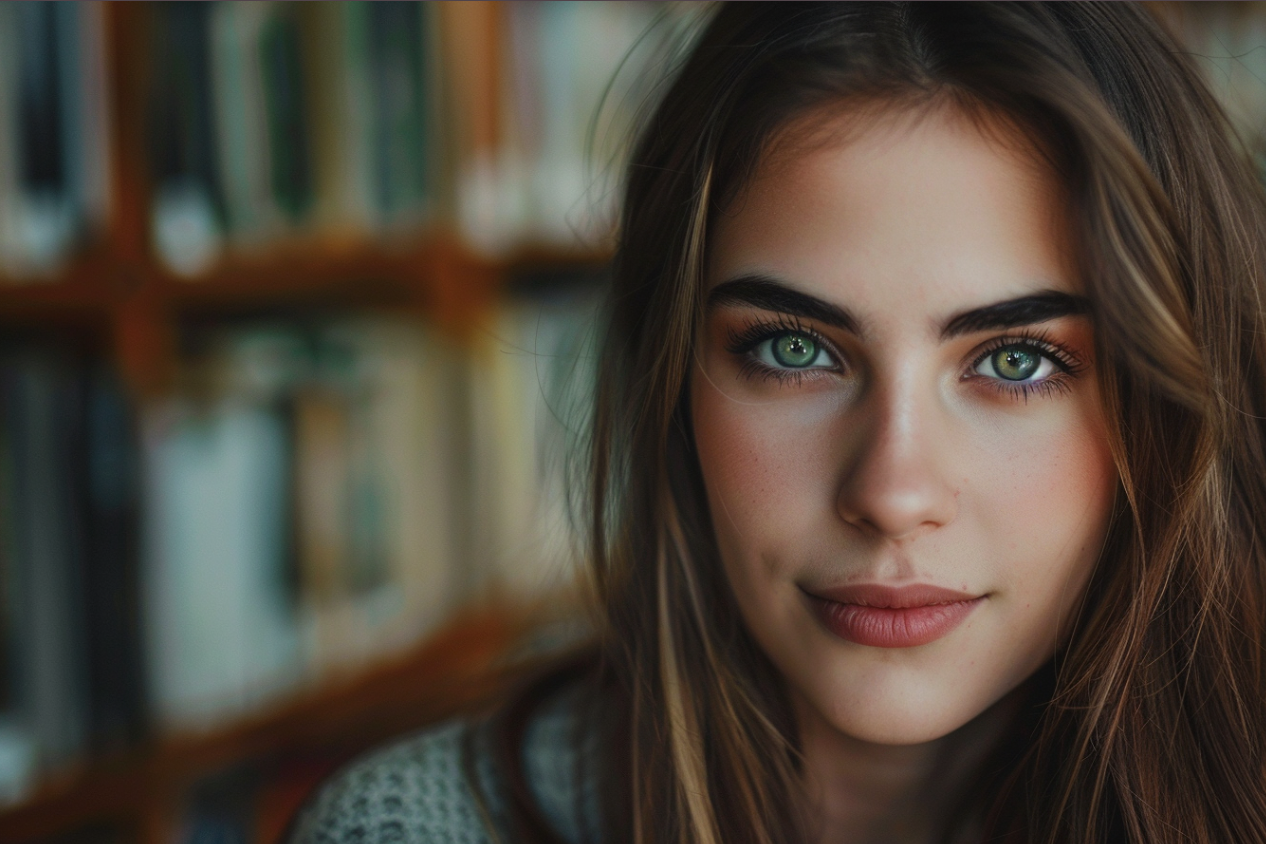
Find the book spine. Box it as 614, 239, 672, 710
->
2, 350, 90, 771
298, 2, 375, 238
81, 366, 148, 752
147, 2, 223, 276
141, 391, 301, 730
367, 2, 430, 225
211, 1, 270, 246
73, 1, 112, 249
258, 6, 312, 226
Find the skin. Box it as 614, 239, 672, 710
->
690, 105, 1119, 843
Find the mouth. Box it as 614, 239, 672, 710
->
803, 583, 985, 648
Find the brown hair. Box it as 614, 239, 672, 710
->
475, 4, 1266, 842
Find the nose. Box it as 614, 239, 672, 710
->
835, 376, 958, 540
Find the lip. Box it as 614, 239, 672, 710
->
804, 583, 984, 648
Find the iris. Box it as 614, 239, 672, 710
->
773, 333, 818, 367
993, 346, 1039, 381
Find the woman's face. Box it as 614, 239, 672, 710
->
692, 106, 1118, 746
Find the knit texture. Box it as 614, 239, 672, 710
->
289, 688, 592, 844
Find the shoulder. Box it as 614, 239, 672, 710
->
288, 686, 593, 844
288, 719, 492, 844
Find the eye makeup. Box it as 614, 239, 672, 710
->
718, 312, 1088, 401
723, 315, 844, 386
962, 329, 1088, 402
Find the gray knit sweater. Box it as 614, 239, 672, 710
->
289, 690, 594, 844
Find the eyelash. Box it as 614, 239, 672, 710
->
966, 330, 1087, 401
724, 316, 841, 387
723, 318, 1087, 400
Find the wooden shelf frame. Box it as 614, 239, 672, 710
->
0, 604, 548, 844
0, 2, 610, 395
0, 3, 602, 841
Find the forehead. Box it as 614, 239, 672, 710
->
709, 105, 1076, 326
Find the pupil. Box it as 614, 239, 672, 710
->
774, 334, 816, 367
994, 347, 1038, 381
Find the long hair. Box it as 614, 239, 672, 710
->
478, 4, 1266, 843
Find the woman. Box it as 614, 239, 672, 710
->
293, 3, 1266, 842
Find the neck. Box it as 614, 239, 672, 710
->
796, 691, 1020, 844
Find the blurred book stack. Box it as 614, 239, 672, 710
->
148, 2, 438, 276
0, 344, 145, 801
0, 3, 649, 836
457, 1, 669, 252
142, 0, 675, 276
0, 2, 110, 280
140, 317, 461, 729
0, 0, 684, 287
0, 4, 675, 844
0, 279, 599, 796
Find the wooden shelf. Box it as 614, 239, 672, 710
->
0, 0, 612, 396
0, 4, 606, 841
153, 238, 610, 313
0, 252, 124, 323
0, 602, 549, 844
0, 232, 609, 394
0, 236, 610, 318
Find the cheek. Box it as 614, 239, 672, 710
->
690, 366, 843, 570
970, 393, 1116, 564
964, 387, 1118, 670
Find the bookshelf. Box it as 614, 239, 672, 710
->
0, 2, 616, 389
0, 604, 547, 844
0, 1, 639, 843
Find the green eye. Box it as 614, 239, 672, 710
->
991, 346, 1040, 381
772, 333, 819, 368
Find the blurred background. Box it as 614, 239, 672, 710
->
0, 2, 1258, 844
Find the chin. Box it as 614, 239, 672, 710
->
833, 713, 969, 747
828, 705, 971, 747
799, 670, 1003, 748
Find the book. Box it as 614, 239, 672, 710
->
210, 1, 280, 248
0, 346, 148, 802
298, 2, 375, 239
0, 2, 110, 279
259, 5, 312, 225
148, 2, 224, 276
12, 3, 76, 274
495, 1, 665, 249
366, 2, 432, 225
289, 320, 458, 674
0, 349, 90, 772
139, 316, 469, 711
438, 0, 506, 254
180, 763, 261, 844
81, 366, 148, 753
459, 278, 602, 598
141, 388, 301, 730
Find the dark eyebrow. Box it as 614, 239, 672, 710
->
707, 275, 862, 335
941, 291, 1090, 338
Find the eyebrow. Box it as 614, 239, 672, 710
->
940, 291, 1090, 338
707, 274, 1090, 339
707, 275, 862, 334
